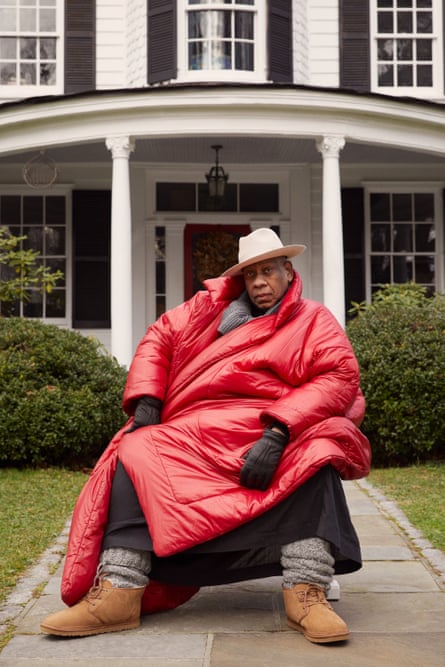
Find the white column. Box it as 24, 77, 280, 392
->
316, 135, 346, 327
106, 135, 135, 367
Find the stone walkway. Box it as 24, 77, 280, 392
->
1, 478, 445, 666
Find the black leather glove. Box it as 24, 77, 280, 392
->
125, 396, 162, 433
240, 426, 289, 491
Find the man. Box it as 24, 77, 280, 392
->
41, 228, 370, 644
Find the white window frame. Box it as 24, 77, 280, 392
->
363, 182, 444, 301
0, 0, 64, 99
370, 0, 444, 99
0, 185, 71, 325
177, 0, 267, 83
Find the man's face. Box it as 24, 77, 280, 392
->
242, 257, 293, 311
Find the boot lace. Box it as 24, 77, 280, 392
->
296, 584, 331, 612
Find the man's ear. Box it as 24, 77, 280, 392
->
284, 260, 294, 280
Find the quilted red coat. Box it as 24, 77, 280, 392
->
61, 272, 371, 614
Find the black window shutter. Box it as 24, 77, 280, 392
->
72, 191, 111, 329
339, 0, 370, 92
64, 0, 96, 93
268, 0, 293, 83
147, 0, 177, 84
341, 188, 365, 316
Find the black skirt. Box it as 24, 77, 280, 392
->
102, 461, 362, 587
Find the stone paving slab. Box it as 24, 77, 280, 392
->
210, 631, 445, 667
337, 561, 441, 593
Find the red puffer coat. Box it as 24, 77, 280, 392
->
61, 272, 371, 614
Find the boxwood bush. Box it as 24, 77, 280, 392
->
0, 318, 128, 467
346, 283, 445, 467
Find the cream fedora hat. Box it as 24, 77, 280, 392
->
222, 228, 306, 277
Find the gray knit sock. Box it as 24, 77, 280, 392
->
280, 538, 335, 592
99, 547, 151, 589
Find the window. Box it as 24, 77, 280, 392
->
155, 226, 166, 319
0, 193, 67, 319
0, 0, 62, 96
178, 0, 266, 81
367, 188, 439, 297
371, 0, 443, 97
156, 182, 279, 212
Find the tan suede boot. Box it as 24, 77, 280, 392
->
40, 579, 145, 637
282, 583, 349, 644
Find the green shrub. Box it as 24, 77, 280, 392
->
347, 283, 445, 467
0, 318, 128, 467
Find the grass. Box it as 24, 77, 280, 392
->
0, 467, 88, 606
368, 461, 445, 553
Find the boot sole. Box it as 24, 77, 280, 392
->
40, 619, 140, 637
286, 617, 349, 644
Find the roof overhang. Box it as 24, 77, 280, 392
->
1, 83, 445, 162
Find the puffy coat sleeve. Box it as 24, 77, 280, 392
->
122, 299, 195, 415
262, 303, 362, 440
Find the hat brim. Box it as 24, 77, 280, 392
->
222, 244, 306, 277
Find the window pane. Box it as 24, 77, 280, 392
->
20, 61, 36, 84
394, 256, 413, 282
371, 255, 391, 283
416, 38, 432, 59
414, 192, 434, 220
371, 224, 391, 251
23, 291, 43, 317
209, 11, 230, 38
211, 40, 231, 68
198, 182, 237, 211
47, 258, 66, 286
23, 196, 43, 224
378, 12, 394, 32
235, 42, 253, 70
0, 62, 16, 84
397, 0, 412, 7
417, 0, 432, 6
235, 11, 253, 39
415, 224, 435, 251
189, 41, 208, 69
415, 256, 434, 283
393, 193, 412, 220
417, 64, 432, 85
0, 37, 16, 58
397, 11, 413, 32
40, 8, 56, 31
189, 11, 206, 38
0, 9, 16, 31
40, 61, 55, 84
397, 63, 413, 85
397, 38, 412, 59
46, 196, 65, 224
45, 226, 64, 254
1, 196, 20, 224
46, 289, 65, 317
370, 193, 390, 221
417, 11, 432, 32
156, 183, 196, 211
20, 37, 36, 59
155, 260, 165, 294
40, 37, 56, 59
20, 7, 36, 31
393, 223, 413, 251
240, 184, 279, 212
378, 63, 394, 85
378, 0, 393, 7
23, 226, 42, 252
378, 38, 393, 59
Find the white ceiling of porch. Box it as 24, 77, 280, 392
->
1, 135, 445, 166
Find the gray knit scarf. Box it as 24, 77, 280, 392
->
218, 290, 282, 336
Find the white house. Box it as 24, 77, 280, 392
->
1, 0, 445, 365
